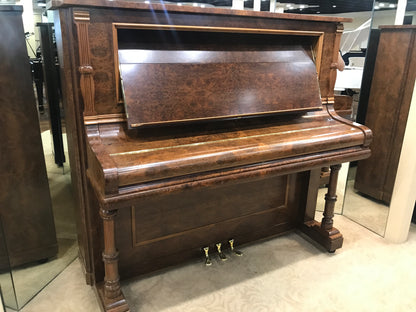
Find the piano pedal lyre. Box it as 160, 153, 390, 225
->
229, 239, 243, 256
216, 243, 227, 261
203, 246, 212, 266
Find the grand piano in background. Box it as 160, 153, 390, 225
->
49, 1, 372, 311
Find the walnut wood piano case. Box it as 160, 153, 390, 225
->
49, 1, 372, 311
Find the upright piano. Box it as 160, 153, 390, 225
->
49, 1, 372, 311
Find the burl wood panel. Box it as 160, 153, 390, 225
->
0, 6, 57, 267
334, 95, 353, 120
90, 112, 368, 189
132, 175, 287, 245
111, 173, 300, 280
119, 45, 322, 126
60, 5, 343, 117
355, 26, 416, 204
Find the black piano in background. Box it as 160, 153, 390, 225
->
30, 55, 44, 113
36, 23, 66, 167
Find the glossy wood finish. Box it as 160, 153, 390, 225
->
87, 112, 369, 194
355, 26, 416, 204
0, 6, 58, 267
53, 3, 348, 118
302, 164, 343, 252
50, 2, 371, 310
119, 37, 322, 127
334, 95, 353, 119
48, 0, 352, 23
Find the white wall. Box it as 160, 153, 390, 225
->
385, 81, 416, 243
14, 0, 44, 58
15, 0, 36, 57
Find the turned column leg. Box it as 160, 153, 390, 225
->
300, 164, 344, 252
97, 208, 129, 312
100, 208, 121, 299
321, 164, 341, 231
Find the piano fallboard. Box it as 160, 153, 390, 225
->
87, 110, 370, 195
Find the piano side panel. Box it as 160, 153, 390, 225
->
54, 8, 98, 285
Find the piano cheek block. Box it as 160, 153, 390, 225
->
52, 3, 371, 311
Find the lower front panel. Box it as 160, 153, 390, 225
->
109, 171, 310, 280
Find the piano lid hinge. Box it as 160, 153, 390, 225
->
321, 97, 335, 105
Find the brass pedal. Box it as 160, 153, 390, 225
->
229, 239, 243, 256
203, 246, 212, 266
216, 243, 227, 261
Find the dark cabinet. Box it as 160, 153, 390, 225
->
0, 6, 58, 267
355, 26, 416, 204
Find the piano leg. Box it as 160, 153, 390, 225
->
96, 208, 130, 312
301, 164, 344, 252
321, 164, 342, 231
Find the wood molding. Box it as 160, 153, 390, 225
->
313, 33, 324, 78
329, 23, 344, 93
113, 23, 325, 37
84, 113, 127, 125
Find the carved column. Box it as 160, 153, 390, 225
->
74, 10, 96, 116
301, 164, 344, 252
99, 208, 121, 299
321, 164, 341, 231
97, 206, 129, 312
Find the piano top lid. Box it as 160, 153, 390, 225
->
119, 43, 323, 128
47, 0, 352, 24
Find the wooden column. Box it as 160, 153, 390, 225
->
301, 165, 344, 252
100, 209, 121, 299
321, 164, 341, 230
97, 208, 129, 312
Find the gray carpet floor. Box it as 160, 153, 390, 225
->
19, 213, 416, 312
